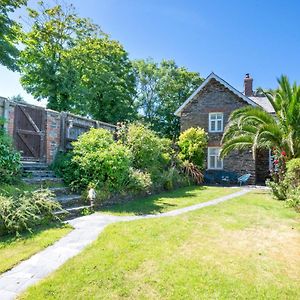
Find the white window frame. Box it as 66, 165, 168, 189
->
207, 147, 223, 170
209, 112, 224, 133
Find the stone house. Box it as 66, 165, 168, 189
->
175, 73, 274, 184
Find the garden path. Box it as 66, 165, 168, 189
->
0, 188, 250, 299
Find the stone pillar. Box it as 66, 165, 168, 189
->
45, 110, 61, 163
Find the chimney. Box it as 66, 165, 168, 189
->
244, 73, 253, 96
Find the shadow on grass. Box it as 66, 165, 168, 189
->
98, 185, 207, 215
0, 222, 68, 247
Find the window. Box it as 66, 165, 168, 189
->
208, 147, 223, 169
209, 113, 223, 132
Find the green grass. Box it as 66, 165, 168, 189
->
20, 190, 300, 299
99, 185, 241, 215
0, 224, 72, 274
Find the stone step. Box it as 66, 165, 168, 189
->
55, 205, 93, 220
23, 177, 63, 184
49, 186, 71, 196
56, 194, 84, 208
22, 162, 49, 171
24, 170, 56, 178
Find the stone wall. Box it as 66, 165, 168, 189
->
180, 78, 256, 183
1, 97, 116, 163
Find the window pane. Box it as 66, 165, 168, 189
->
209, 155, 215, 169
217, 120, 222, 131
209, 148, 217, 155
217, 114, 223, 119
216, 157, 223, 169
210, 120, 216, 131
211, 114, 216, 120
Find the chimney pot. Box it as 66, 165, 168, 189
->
244, 73, 253, 96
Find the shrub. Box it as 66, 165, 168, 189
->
266, 179, 287, 200
177, 127, 207, 168
0, 189, 61, 236
267, 158, 300, 203
51, 151, 77, 188
285, 158, 300, 188
286, 187, 300, 211
0, 118, 21, 184
70, 128, 132, 192
127, 168, 152, 193
124, 123, 172, 172
160, 167, 190, 191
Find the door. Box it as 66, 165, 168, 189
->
13, 104, 46, 161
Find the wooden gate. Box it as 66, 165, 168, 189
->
13, 104, 46, 161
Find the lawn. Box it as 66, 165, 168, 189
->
0, 224, 72, 274
99, 185, 241, 215
20, 190, 300, 299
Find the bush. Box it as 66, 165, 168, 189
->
51, 151, 77, 188
286, 187, 300, 211
266, 179, 287, 200
177, 127, 207, 168
159, 167, 190, 191
70, 128, 132, 192
285, 158, 300, 188
126, 168, 152, 193
0, 189, 61, 236
0, 118, 21, 184
124, 123, 172, 172
267, 158, 300, 205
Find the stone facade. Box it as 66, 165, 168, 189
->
180, 78, 257, 183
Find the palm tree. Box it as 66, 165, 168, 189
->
221, 76, 300, 161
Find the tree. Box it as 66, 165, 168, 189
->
133, 59, 203, 138
8, 94, 26, 103
19, 1, 102, 112
0, 0, 26, 70
68, 37, 136, 123
221, 76, 300, 162
19, 2, 136, 123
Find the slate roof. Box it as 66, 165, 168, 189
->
248, 96, 275, 114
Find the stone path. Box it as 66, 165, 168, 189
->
0, 188, 250, 299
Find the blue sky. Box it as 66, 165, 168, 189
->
1, 0, 299, 105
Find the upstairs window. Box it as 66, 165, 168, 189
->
209, 113, 224, 132
208, 147, 223, 169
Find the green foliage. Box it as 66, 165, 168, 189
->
50, 151, 76, 188
70, 128, 132, 192
19, 2, 136, 123
178, 127, 207, 168
126, 169, 152, 194
286, 187, 300, 211
124, 123, 172, 174
0, 118, 21, 184
133, 59, 203, 138
0, 189, 61, 236
68, 38, 136, 123
266, 179, 287, 201
8, 94, 26, 103
221, 76, 300, 160
285, 158, 300, 188
160, 167, 190, 191
267, 158, 300, 205
0, 0, 26, 70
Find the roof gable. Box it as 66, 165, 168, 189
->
174, 72, 259, 116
